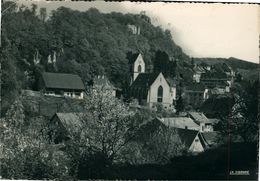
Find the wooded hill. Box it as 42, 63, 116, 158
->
1, 2, 258, 113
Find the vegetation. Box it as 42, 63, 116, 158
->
1, 1, 258, 180
1, 2, 189, 114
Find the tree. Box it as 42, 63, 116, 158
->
175, 95, 184, 114
218, 80, 259, 143
0, 98, 72, 179
82, 86, 135, 164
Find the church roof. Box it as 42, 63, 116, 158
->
42, 72, 85, 90
128, 53, 141, 64
130, 73, 160, 99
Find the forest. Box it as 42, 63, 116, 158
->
0, 2, 258, 180
1, 2, 191, 114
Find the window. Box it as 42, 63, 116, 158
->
157, 86, 163, 103
138, 65, 142, 72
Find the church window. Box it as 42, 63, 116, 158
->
138, 65, 142, 72
157, 86, 163, 103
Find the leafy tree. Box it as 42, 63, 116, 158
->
218, 80, 259, 143
0, 98, 72, 179
175, 95, 185, 114
82, 86, 135, 164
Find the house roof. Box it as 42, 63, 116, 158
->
200, 71, 227, 80
188, 112, 209, 124
42, 72, 85, 90
207, 118, 220, 124
201, 132, 219, 146
160, 117, 200, 130
185, 82, 205, 92
176, 128, 200, 148
193, 65, 206, 73
128, 53, 141, 64
134, 118, 203, 149
54, 112, 85, 132
130, 73, 160, 99
210, 87, 226, 95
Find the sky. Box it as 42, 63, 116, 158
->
17, 1, 260, 63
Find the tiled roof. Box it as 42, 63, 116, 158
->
130, 73, 160, 99
200, 71, 227, 80
207, 118, 220, 124
185, 82, 205, 92
135, 118, 201, 149
201, 132, 219, 146
188, 112, 209, 124
160, 117, 200, 130
42, 72, 85, 90
55, 112, 85, 132
193, 65, 206, 73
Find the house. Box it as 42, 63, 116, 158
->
136, 118, 206, 154
200, 71, 230, 92
91, 75, 116, 97
183, 82, 209, 108
48, 112, 85, 144
192, 64, 207, 83
177, 128, 206, 153
39, 72, 85, 99
129, 72, 176, 109
128, 53, 176, 109
188, 112, 215, 132
159, 117, 200, 131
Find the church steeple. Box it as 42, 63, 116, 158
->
129, 53, 145, 84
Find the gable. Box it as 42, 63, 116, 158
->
176, 128, 199, 148
189, 134, 205, 153
150, 73, 170, 89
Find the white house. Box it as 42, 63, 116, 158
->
39, 72, 85, 99
188, 112, 216, 132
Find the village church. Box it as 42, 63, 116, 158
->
129, 53, 176, 109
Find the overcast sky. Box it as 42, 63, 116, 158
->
18, 1, 259, 63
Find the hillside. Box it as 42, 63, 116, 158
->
1, 2, 258, 114
193, 57, 258, 70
